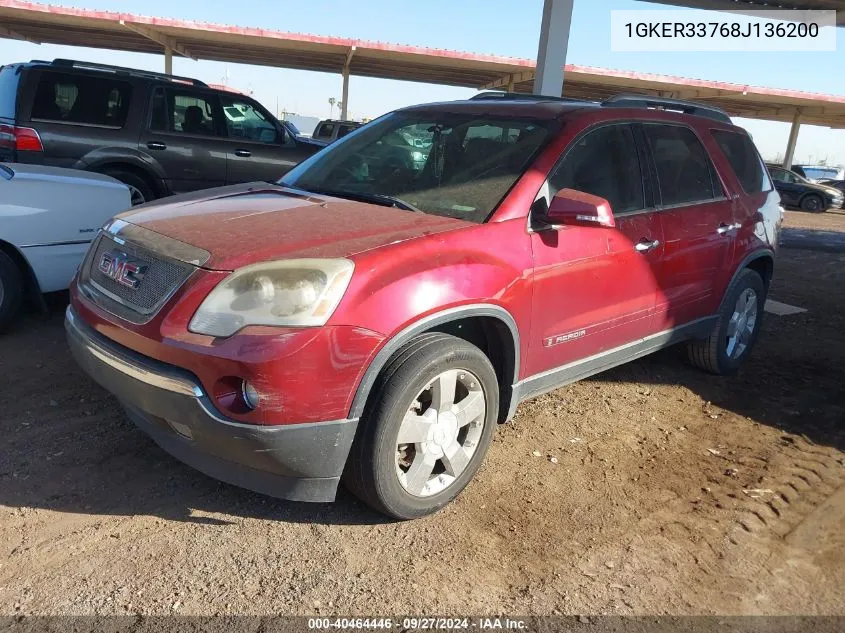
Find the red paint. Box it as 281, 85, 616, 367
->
69, 102, 779, 428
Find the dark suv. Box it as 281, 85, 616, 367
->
0, 59, 321, 205
67, 94, 781, 519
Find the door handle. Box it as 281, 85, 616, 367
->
146, 141, 166, 150
716, 222, 742, 235
634, 238, 660, 253
234, 149, 252, 158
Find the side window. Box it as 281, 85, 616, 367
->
549, 124, 645, 215
337, 124, 356, 139
711, 130, 772, 194
315, 123, 335, 139
769, 168, 789, 183
31, 71, 132, 127
149, 88, 222, 136
643, 124, 718, 206
220, 96, 278, 144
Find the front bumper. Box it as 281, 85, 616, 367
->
65, 306, 359, 503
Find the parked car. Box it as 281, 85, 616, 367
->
0, 59, 322, 205
311, 119, 363, 146
818, 178, 845, 197
66, 95, 780, 519
766, 164, 844, 211
789, 164, 844, 183
0, 163, 130, 330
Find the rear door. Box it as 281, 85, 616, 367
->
640, 123, 736, 330
141, 86, 227, 193
527, 122, 664, 376
219, 94, 312, 184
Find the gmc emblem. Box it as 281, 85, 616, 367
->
98, 250, 148, 289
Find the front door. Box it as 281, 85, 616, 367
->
219, 95, 311, 184
527, 123, 663, 377
638, 123, 737, 330
768, 166, 802, 207
141, 86, 227, 193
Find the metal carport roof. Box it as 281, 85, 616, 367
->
1, 0, 844, 127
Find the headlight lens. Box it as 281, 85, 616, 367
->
189, 258, 354, 337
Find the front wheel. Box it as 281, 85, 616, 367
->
800, 194, 825, 213
687, 268, 765, 375
344, 333, 499, 520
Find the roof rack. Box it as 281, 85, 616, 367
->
470, 91, 586, 103
602, 94, 731, 123
48, 59, 208, 87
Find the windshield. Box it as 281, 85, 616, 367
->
802, 166, 841, 181
280, 111, 556, 223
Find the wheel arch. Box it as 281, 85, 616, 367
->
720, 250, 774, 311
0, 239, 46, 313
348, 304, 521, 424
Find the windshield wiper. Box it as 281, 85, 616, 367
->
305, 188, 423, 213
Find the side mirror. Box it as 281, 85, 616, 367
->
546, 188, 616, 228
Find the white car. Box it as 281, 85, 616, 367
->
0, 163, 131, 330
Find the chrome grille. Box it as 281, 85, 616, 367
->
80, 233, 195, 324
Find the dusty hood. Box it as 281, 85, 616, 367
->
116, 183, 470, 270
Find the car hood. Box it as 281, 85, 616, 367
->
115, 183, 470, 270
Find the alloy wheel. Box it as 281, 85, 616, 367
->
395, 369, 486, 497
726, 287, 758, 359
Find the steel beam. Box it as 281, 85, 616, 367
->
119, 20, 195, 60
533, 0, 574, 96
340, 46, 355, 120
783, 110, 802, 169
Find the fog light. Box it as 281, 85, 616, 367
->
242, 381, 261, 410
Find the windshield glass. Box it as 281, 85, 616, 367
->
280, 111, 556, 223
802, 166, 840, 181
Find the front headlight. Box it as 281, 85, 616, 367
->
189, 258, 354, 337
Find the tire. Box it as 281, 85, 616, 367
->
344, 332, 499, 520
800, 194, 825, 213
0, 250, 24, 332
100, 168, 156, 206
687, 268, 765, 375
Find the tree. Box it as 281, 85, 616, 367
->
328, 97, 336, 118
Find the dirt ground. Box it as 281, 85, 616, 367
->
1, 217, 844, 617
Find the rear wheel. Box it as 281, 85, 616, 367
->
344, 333, 499, 519
100, 168, 156, 206
800, 194, 824, 213
0, 250, 23, 332
687, 268, 765, 375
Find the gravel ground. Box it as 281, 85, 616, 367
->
1, 237, 843, 617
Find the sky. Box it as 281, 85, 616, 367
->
1, 0, 844, 164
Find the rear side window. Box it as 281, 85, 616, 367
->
644, 124, 718, 206
0, 66, 20, 120
550, 123, 645, 215
712, 130, 772, 194
315, 123, 335, 139
31, 71, 132, 127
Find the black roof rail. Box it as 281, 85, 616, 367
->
48, 58, 208, 87
470, 91, 587, 104
602, 94, 731, 123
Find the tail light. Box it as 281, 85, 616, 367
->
0, 124, 44, 152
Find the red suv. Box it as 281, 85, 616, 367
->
66, 94, 781, 519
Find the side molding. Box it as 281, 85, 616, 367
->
348, 304, 521, 420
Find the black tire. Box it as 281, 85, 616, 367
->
687, 268, 766, 375
344, 332, 499, 520
100, 168, 156, 206
0, 250, 24, 332
800, 194, 825, 213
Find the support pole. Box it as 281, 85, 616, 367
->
532, 0, 574, 96
164, 47, 173, 75
507, 75, 515, 93
782, 110, 801, 169
341, 46, 355, 120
